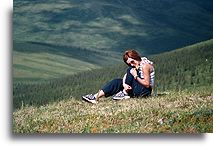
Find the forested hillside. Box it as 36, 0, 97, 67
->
13, 39, 213, 110
150, 38, 213, 91
14, 0, 213, 55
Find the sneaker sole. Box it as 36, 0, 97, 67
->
113, 96, 130, 100
82, 96, 97, 104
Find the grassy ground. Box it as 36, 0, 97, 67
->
13, 88, 213, 133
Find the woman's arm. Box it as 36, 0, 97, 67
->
130, 64, 151, 88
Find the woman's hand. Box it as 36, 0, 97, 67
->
123, 83, 132, 91
130, 68, 137, 77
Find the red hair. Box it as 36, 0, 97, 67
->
123, 49, 141, 65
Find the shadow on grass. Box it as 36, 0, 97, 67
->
11, 132, 204, 141
155, 93, 169, 97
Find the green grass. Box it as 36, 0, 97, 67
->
13, 88, 213, 133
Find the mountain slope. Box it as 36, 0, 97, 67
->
150, 38, 213, 91
13, 41, 122, 82
13, 89, 213, 133
13, 0, 213, 55
13, 39, 213, 110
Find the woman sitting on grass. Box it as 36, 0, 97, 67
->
82, 49, 155, 104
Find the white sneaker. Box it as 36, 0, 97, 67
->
82, 94, 97, 104
113, 91, 130, 100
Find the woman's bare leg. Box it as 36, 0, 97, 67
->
94, 90, 105, 100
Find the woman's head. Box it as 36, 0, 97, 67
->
123, 49, 141, 67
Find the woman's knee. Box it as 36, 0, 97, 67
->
111, 78, 122, 85
133, 87, 152, 97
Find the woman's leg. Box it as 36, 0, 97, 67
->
124, 67, 135, 96
100, 78, 123, 97
82, 78, 123, 103
132, 81, 152, 97
94, 89, 105, 100
125, 67, 134, 86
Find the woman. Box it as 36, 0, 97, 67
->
82, 49, 155, 104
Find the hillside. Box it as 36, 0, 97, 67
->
13, 39, 213, 133
13, 89, 213, 133
13, 41, 121, 82
150, 38, 213, 91
13, 0, 213, 55
13, 39, 213, 110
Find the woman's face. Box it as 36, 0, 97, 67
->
126, 57, 138, 67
